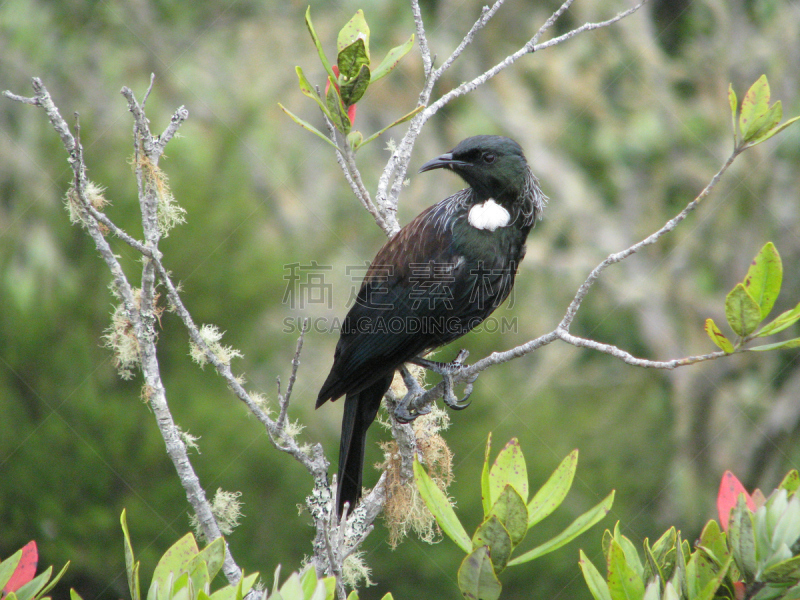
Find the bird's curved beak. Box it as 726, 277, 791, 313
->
418, 152, 469, 173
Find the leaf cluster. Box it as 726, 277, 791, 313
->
414, 434, 614, 600
580, 470, 800, 600
705, 242, 800, 353
279, 8, 420, 151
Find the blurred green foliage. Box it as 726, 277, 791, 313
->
1, 0, 800, 599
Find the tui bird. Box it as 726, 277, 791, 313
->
316, 135, 546, 516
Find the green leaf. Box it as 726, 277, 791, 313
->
762, 555, 800, 583
472, 515, 513, 572
337, 38, 370, 82
337, 11, 370, 60
760, 114, 800, 143
487, 485, 528, 547
778, 470, 800, 496
642, 581, 661, 600
294, 67, 334, 120
360, 105, 425, 147
747, 337, 800, 352
150, 533, 199, 598
696, 519, 729, 569
694, 554, 733, 600
725, 283, 762, 337
34, 561, 70, 600
740, 75, 771, 142
339, 62, 370, 107
481, 433, 493, 517
371, 34, 415, 82
0, 548, 23, 591
488, 438, 528, 506
607, 539, 645, 600
744, 101, 783, 147
190, 537, 225, 587
507, 490, 614, 566
744, 242, 782, 319
305, 7, 336, 82
325, 79, 351, 133
613, 524, 643, 579
705, 318, 735, 353
685, 547, 718, 600
757, 302, 800, 337
379, 594, 394, 600
13, 566, 51, 600
579, 550, 612, 600
70, 589, 84, 600
663, 582, 681, 600
413, 457, 472, 553
121, 510, 141, 600
643, 540, 662, 583
278, 104, 341, 151
728, 494, 757, 581
346, 130, 363, 150
527, 450, 578, 528
457, 547, 502, 600
728, 83, 738, 142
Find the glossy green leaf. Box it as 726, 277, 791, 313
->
607, 539, 645, 600
757, 302, 800, 337
337, 10, 370, 60
744, 242, 782, 319
579, 550, 612, 600
299, 567, 317, 599
337, 38, 370, 82
668, 531, 687, 598
728, 83, 738, 142
339, 62, 370, 106
413, 457, 472, 553
740, 75, 770, 141
527, 450, 578, 527
704, 318, 734, 353
346, 591, 359, 600
325, 79, 350, 133
488, 438, 528, 506
304, 7, 336, 82
472, 515, 512, 572
360, 105, 424, 146
294, 66, 335, 124
744, 101, 783, 147
379, 594, 394, 600
278, 104, 341, 151
747, 337, 800, 352
508, 490, 614, 566
371, 34, 415, 82
121, 510, 141, 600
481, 433, 493, 516
457, 546, 502, 600
726, 283, 762, 337
70, 589, 84, 600
728, 494, 757, 581
487, 485, 528, 547
685, 547, 718, 599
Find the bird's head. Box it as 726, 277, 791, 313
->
418, 135, 532, 203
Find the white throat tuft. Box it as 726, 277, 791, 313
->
468, 198, 511, 231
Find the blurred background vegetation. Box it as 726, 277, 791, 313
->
2, 0, 799, 598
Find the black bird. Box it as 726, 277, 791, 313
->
316, 135, 546, 516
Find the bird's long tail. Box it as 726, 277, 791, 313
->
337, 374, 393, 517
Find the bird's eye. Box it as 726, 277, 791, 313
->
483, 152, 496, 164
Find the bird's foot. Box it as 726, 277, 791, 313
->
393, 365, 433, 424
411, 349, 474, 412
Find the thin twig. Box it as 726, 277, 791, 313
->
410, 0, 432, 78
278, 319, 309, 430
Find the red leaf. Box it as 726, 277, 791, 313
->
2, 540, 38, 595
718, 471, 756, 531
347, 104, 357, 123
733, 581, 746, 599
